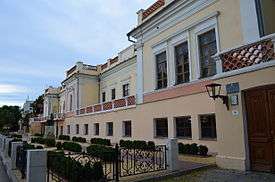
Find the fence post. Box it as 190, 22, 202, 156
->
115, 144, 120, 181
166, 138, 180, 171
26, 150, 47, 182
5, 138, 13, 158
11, 141, 23, 169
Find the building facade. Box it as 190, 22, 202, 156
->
29, 0, 275, 172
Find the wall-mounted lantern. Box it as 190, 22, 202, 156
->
206, 83, 229, 110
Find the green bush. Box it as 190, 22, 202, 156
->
11, 134, 22, 138
198, 145, 208, 156
87, 145, 116, 161
90, 138, 111, 146
178, 143, 208, 156
119, 140, 155, 150
190, 143, 198, 155
62, 142, 82, 152
48, 151, 104, 181
31, 137, 45, 144
59, 135, 70, 141
34, 133, 43, 137
72, 137, 86, 143
36, 145, 44, 149
45, 138, 56, 147
56, 142, 62, 150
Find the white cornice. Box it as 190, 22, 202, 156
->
131, 0, 218, 42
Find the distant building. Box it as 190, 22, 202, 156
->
22, 99, 34, 117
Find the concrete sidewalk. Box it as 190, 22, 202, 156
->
0, 159, 10, 182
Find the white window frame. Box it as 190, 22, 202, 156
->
193, 17, 220, 80
152, 41, 169, 90
169, 31, 191, 85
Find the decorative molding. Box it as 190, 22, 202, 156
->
143, 80, 212, 103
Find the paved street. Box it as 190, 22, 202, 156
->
161, 167, 275, 182
0, 159, 10, 182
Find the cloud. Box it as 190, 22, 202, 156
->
0, 84, 28, 94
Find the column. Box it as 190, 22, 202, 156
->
11, 142, 23, 169
26, 150, 47, 182
136, 42, 144, 104
166, 138, 180, 171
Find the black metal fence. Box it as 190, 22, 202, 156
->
46, 145, 167, 182
16, 146, 27, 179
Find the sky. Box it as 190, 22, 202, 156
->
0, 0, 155, 107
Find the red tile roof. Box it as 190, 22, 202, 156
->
142, 0, 165, 20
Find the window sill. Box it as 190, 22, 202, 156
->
154, 136, 168, 139
199, 138, 217, 141
123, 135, 132, 138
177, 137, 192, 140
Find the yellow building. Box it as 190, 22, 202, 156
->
30, 0, 275, 172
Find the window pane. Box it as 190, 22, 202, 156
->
176, 116, 192, 138
107, 122, 113, 136
111, 89, 116, 100
199, 29, 217, 78
123, 121, 132, 137
84, 124, 88, 135
94, 123, 99, 136
200, 114, 217, 139
102, 92, 106, 102
175, 42, 190, 84
123, 84, 130, 97
155, 118, 168, 137
156, 52, 167, 89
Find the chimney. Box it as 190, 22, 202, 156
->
137, 9, 144, 25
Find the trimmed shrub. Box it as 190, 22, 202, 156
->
11, 134, 22, 138
90, 138, 111, 146
190, 143, 199, 155
56, 142, 62, 150
31, 137, 45, 144
198, 145, 208, 156
178, 143, 184, 153
48, 151, 104, 181
87, 145, 116, 161
36, 145, 44, 149
59, 135, 70, 141
45, 138, 56, 147
34, 133, 43, 137
62, 142, 82, 153
72, 137, 86, 143
119, 140, 156, 150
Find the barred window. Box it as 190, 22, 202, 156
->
123, 121, 132, 137
76, 124, 79, 134
200, 114, 217, 139
84, 124, 89, 135
60, 126, 63, 135
102, 92, 106, 102
175, 116, 192, 138
156, 52, 167, 89
123, 84, 130, 97
175, 42, 190, 84
107, 122, 113, 136
111, 89, 116, 100
67, 125, 70, 135
198, 29, 217, 78
155, 118, 168, 137
94, 123, 99, 136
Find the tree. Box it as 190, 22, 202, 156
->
0, 105, 21, 132
32, 95, 44, 116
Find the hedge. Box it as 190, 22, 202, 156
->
90, 138, 111, 146
62, 142, 82, 153
59, 135, 70, 141
72, 137, 86, 143
31, 137, 56, 147
11, 134, 22, 138
48, 151, 104, 181
34, 133, 43, 137
119, 140, 155, 150
87, 145, 116, 162
178, 143, 208, 156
